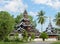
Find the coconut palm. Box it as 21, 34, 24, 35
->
37, 10, 45, 32
55, 12, 60, 26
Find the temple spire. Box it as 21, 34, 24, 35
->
48, 17, 52, 27
23, 10, 28, 18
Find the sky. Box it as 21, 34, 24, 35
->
0, 0, 60, 32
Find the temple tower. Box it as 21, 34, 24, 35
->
46, 17, 54, 33
11, 10, 40, 38
23, 10, 28, 18
45, 17, 58, 38
15, 10, 33, 33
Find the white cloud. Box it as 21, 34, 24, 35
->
29, 11, 38, 17
0, 0, 28, 13
32, 0, 48, 4
29, 11, 38, 21
32, 0, 60, 9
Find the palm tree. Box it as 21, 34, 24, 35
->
37, 10, 45, 32
55, 12, 60, 26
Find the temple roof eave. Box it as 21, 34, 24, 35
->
48, 34, 59, 36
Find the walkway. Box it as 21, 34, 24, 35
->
28, 41, 53, 44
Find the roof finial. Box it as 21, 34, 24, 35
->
48, 17, 52, 27
23, 9, 27, 15
23, 9, 28, 18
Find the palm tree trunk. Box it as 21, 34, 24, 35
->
43, 38, 45, 41
41, 24, 43, 32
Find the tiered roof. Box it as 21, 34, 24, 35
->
45, 21, 58, 35
15, 10, 34, 33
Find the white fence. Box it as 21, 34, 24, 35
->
33, 38, 57, 41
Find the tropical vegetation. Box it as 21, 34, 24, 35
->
0, 11, 15, 41
37, 10, 45, 32
0, 10, 60, 43
40, 32, 48, 41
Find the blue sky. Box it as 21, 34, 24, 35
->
0, 0, 60, 32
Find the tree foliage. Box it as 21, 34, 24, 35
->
31, 32, 35, 40
40, 32, 48, 41
28, 15, 37, 28
37, 10, 45, 31
58, 35, 60, 40
38, 10, 45, 24
55, 12, 60, 26
15, 13, 23, 24
22, 30, 29, 42
0, 11, 15, 41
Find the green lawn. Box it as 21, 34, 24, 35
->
51, 41, 60, 44
0, 42, 28, 44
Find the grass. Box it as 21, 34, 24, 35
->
51, 41, 60, 44
0, 42, 28, 44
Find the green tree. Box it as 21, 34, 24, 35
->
22, 30, 28, 42
37, 10, 45, 32
28, 15, 37, 29
31, 32, 35, 40
0, 11, 15, 41
28, 15, 33, 22
55, 12, 60, 26
58, 35, 60, 40
15, 13, 23, 24
40, 32, 48, 41
32, 20, 37, 29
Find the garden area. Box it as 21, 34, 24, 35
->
0, 0, 60, 44
0, 9, 60, 44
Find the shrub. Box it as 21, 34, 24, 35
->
4, 37, 10, 42
15, 38, 20, 42
58, 35, 60, 40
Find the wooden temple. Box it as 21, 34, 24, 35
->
14, 10, 40, 37
45, 17, 58, 38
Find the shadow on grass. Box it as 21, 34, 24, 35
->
51, 41, 60, 44
0, 42, 29, 44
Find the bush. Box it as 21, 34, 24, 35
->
58, 35, 60, 40
14, 37, 20, 42
4, 37, 10, 42
31, 33, 35, 41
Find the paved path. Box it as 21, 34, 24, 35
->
28, 41, 53, 44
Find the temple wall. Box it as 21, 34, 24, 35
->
48, 35, 58, 38
33, 38, 57, 41
45, 38, 57, 41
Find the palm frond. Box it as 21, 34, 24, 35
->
55, 12, 60, 26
